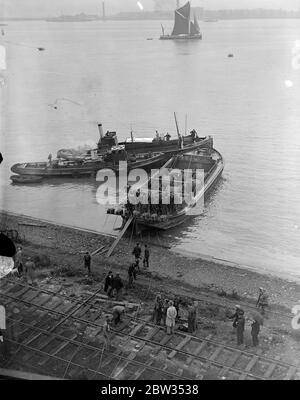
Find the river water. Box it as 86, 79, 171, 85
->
1, 19, 300, 281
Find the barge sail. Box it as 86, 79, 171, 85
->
160, 1, 202, 41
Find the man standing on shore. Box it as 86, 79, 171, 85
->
83, 251, 91, 276
132, 243, 141, 266
251, 319, 261, 347
112, 273, 124, 301
188, 301, 198, 333
236, 311, 245, 346
14, 246, 23, 277
143, 245, 150, 269
256, 288, 268, 315
128, 263, 135, 288
104, 271, 113, 294
24, 257, 36, 285
229, 305, 244, 328
166, 300, 177, 335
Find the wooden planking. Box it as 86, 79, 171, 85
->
226, 351, 241, 368
209, 346, 223, 362
9, 286, 30, 298
168, 336, 191, 359
186, 337, 211, 365
245, 355, 259, 372
264, 358, 280, 379
127, 323, 146, 337
3, 280, 300, 382
22, 290, 41, 302
107, 217, 133, 257
0, 368, 65, 380
284, 366, 297, 380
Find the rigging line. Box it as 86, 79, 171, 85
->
2, 39, 43, 50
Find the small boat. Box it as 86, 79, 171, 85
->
10, 175, 43, 184
203, 18, 218, 22
107, 147, 224, 231
160, 1, 202, 41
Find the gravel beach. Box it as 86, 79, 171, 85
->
1, 210, 298, 310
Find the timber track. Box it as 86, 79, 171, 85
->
0, 278, 299, 380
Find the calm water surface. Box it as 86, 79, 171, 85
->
1, 19, 300, 280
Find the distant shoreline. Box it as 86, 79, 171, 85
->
1, 15, 299, 22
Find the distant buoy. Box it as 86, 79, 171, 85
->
38, 47, 45, 51
228, 54, 234, 58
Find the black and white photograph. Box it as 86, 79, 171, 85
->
0, 0, 300, 383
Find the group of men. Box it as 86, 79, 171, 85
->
229, 288, 268, 347
132, 243, 150, 269
152, 295, 180, 334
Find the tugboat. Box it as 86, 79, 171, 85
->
10, 141, 212, 180
10, 117, 213, 181
57, 123, 212, 160
160, 1, 202, 41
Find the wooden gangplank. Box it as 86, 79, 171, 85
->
106, 217, 134, 257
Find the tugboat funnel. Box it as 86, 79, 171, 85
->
98, 124, 104, 140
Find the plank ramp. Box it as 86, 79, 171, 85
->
107, 217, 133, 257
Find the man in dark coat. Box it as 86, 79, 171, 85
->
229, 305, 244, 328
128, 263, 135, 288
251, 320, 260, 346
236, 312, 245, 345
132, 243, 141, 265
104, 271, 114, 294
83, 252, 91, 276
173, 296, 180, 321
256, 288, 268, 315
112, 273, 124, 301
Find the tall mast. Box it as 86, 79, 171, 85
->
188, 1, 191, 34
130, 125, 134, 142
102, 2, 106, 20
174, 112, 181, 138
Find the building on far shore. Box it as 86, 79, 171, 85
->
108, 7, 300, 20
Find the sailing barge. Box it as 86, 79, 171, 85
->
107, 147, 224, 230
160, 1, 202, 41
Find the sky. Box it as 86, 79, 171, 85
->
1, 0, 299, 18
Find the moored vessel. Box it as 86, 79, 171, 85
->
107, 147, 224, 231
11, 117, 213, 180
160, 1, 202, 41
